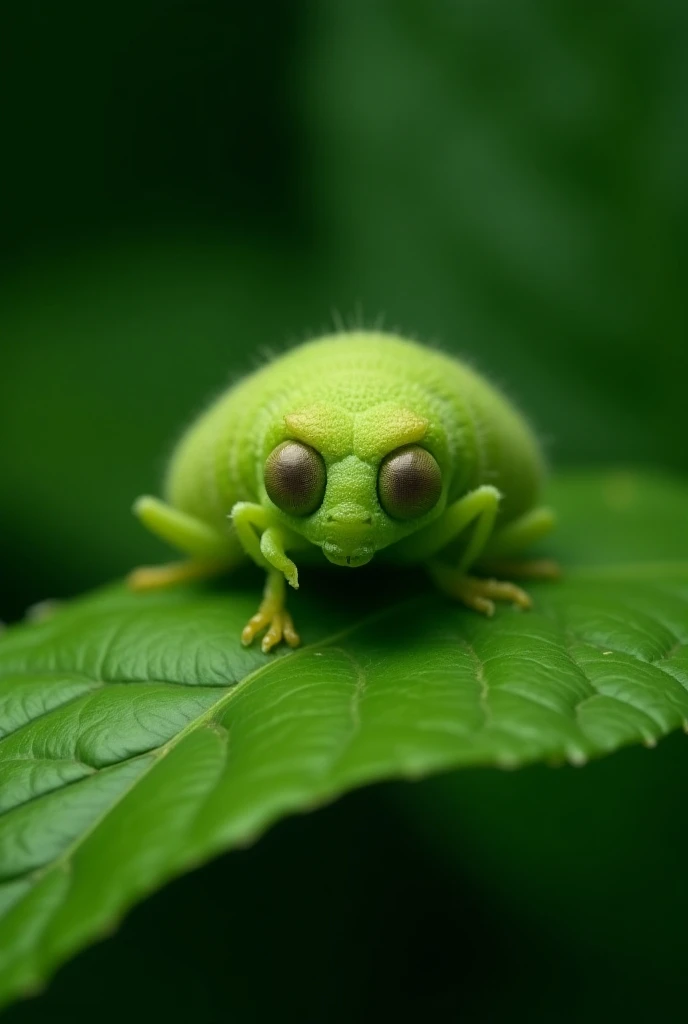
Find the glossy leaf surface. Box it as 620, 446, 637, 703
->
0, 471, 687, 1007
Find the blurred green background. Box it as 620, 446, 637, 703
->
2, 1, 688, 1021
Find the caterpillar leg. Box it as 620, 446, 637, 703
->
128, 496, 243, 590
425, 501, 559, 616
132, 496, 239, 559
481, 505, 556, 559
478, 505, 559, 582
231, 502, 300, 588
477, 558, 561, 581
392, 485, 502, 565
231, 503, 304, 652
241, 570, 301, 653
128, 558, 230, 592
428, 561, 532, 617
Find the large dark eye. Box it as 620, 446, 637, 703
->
378, 445, 442, 520
264, 441, 326, 516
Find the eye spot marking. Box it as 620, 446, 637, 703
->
264, 441, 326, 517
378, 445, 442, 520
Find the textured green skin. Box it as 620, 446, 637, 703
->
162, 332, 545, 569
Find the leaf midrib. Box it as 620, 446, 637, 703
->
5, 595, 425, 893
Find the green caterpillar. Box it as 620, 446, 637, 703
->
130, 332, 557, 651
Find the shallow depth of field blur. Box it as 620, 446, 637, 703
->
2, 3, 688, 1022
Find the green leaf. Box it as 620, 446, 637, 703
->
1, 470, 687, 1007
